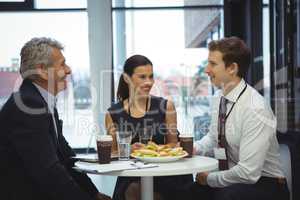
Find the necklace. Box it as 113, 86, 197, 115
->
128, 96, 149, 117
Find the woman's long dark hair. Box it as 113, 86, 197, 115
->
117, 54, 153, 102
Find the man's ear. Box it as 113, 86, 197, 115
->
36, 64, 48, 80
228, 62, 238, 75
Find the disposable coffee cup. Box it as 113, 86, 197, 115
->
96, 135, 113, 164
179, 134, 194, 158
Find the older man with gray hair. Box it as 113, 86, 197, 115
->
0, 37, 111, 200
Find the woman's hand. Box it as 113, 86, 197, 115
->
166, 142, 180, 148
196, 172, 209, 185
111, 150, 119, 158
131, 142, 145, 152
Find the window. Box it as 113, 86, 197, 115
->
0, 3, 92, 148
113, 3, 224, 140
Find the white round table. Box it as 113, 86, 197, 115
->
79, 156, 218, 200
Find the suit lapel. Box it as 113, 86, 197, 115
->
57, 120, 63, 137
20, 79, 60, 150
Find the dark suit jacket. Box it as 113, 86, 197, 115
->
0, 79, 98, 200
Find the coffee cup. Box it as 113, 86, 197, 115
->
96, 135, 113, 164
179, 134, 194, 158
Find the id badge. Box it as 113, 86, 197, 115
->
214, 148, 227, 160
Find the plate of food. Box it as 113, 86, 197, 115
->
131, 141, 188, 163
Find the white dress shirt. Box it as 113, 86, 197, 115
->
33, 83, 59, 137
194, 79, 285, 188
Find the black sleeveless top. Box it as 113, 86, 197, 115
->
108, 95, 167, 145
109, 96, 193, 200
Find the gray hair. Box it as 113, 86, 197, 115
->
20, 37, 64, 80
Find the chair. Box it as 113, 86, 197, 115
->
279, 144, 292, 200
277, 131, 300, 200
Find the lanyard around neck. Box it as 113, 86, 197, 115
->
225, 84, 247, 120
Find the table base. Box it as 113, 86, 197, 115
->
141, 176, 153, 200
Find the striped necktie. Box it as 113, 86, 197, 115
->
218, 96, 229, 170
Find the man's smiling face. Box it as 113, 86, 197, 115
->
205, 50, 233, 89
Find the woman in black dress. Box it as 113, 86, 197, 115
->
105, 55, 192, 200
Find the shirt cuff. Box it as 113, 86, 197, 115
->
194, 141, 204, 155
207, 172, 219, 188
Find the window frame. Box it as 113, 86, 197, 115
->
0, 0, 87, 11
0, 0, 33, 11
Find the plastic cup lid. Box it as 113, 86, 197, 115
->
97, 135, 113, 141
179, 134, 194, 138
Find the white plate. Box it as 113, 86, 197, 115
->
131, 152, 188, 163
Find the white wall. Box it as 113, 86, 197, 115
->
87, 0, 116, 196
88, 0, 113, 134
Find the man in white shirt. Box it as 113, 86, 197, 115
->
186, 37, 289, 200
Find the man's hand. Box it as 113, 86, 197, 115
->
193, 146, 197, 155
196, 172, 209, 185
95, 192, 111, 200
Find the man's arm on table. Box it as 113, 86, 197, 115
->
206, 109, 275, 187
